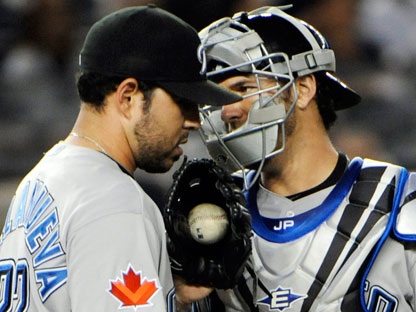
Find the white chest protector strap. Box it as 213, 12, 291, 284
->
358, 164, 408, 311
240, 158, 408, 311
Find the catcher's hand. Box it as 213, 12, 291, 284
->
163, 158, 252, 289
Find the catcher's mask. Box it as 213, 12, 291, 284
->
198, 6, 360, 189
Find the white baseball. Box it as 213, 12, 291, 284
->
188, 203, 229, 244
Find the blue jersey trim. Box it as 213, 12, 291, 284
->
359, 166, 408, 311
393, 223, 416, 241
392, 174, 416, 241
392, 227, 416, 242
245, 158, 363, 243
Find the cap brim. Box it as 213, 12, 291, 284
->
158, 79, 242, 106
324, 72, 361, 110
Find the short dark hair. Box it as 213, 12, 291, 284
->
314, 72, 337, 129
76, 71, 157, 109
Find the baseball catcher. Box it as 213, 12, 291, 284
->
163, 157, 252, 289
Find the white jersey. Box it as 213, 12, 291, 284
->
211, 157, 416, 311
0, 142, 174, 311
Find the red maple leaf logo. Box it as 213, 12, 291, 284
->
109, 266, 159, 307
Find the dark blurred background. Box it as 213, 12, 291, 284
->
1, 0, 415, 225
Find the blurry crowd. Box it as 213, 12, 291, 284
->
0, 0, 415, 215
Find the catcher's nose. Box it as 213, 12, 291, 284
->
221, 102, 247, 130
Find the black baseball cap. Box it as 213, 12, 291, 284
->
79, 5, 241, 106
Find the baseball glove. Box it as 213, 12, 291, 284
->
163, 157, 252, 289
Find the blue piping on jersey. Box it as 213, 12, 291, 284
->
245, 157, 363, 243
359, 166, 408, 312
392, 174, 416, 241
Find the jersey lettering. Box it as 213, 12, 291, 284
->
11, 184, 28, 232
259, 286, 306, 311
15, 260, 29, 311
0, 260, 14, 310
0, 179, 67, 304
26, 209, 63, 266
0, 259, 29, 311
365, 282, 398, 312
0, 180, 54, 244
35, 267, 67, 301
273, 220, 295, 231
24, 181, 54, 232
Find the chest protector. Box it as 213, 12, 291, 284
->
216, 158, 409, 312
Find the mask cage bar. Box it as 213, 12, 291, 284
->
197, 7, 300, 190
198, 17, 255, 75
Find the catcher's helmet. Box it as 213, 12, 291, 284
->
197, 6, 360, 188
